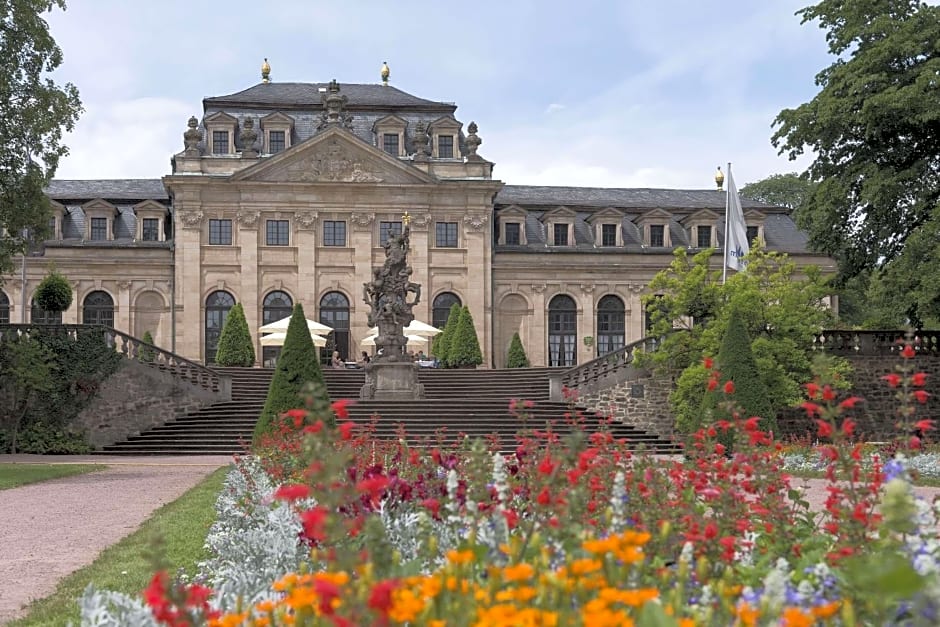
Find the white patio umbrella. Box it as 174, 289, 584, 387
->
367, 320, 440, 337
360, 334, 428, 349
258, 316, 332, 335
260, 332, 328, 347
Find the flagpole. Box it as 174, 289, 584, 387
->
722, 162, 731, 285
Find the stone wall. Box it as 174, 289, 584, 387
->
576, 369, 675, 437
73, 359, 222, 449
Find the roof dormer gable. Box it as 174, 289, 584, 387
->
260, 111, 294, 127
743, 209, 766, 222
586, 207, 624, 224
634, 208, 673, 224
679, 209, 721, 226
204, 111, 238, 125
541, 206, 578, 221
82, 198, 118, 214
372, 114, 407, 132
428, 115, 462, 132
497, 204, 528, 219
133, 199, 167, 215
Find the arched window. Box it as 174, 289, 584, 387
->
432, 292, 461, 331
319, 291, 350, 362
262, 290, 293, 367
548, 295, 577, 367
0, 290, 9, 324
596, 295, 625, 356
31, 296, 62, 325
82, 290, 114, 327
205, 290, 235, 364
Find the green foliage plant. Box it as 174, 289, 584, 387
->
740, 172, 816, 212
34, 268, 72, 313
506, 332, 530, 368
433, 303, 462, 368
0, 335, 55, 453
139, 330, 156, 363
448, 306, 483, 368
0, 463, 102, 490
255, 304, 326, 443
214, 303, 255, 367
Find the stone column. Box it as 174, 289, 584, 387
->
176, 210, 204, 362
350, 212, 376, 342
529, 283, 547, 366
407, 213, 431, 323
237, 210, 260, 364
116, 280, 132, 334
579, 284, 596, 364
463, 212, 490, 366
625, 283, 645, 342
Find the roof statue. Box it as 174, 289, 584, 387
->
261, 58, 271, 83
381, 61, 390, 86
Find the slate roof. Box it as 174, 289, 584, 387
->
496, 185, 778, 211
46, 179, 169, 201
204, 82, 456, 112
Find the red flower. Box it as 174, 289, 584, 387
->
303, 420, 325, 434
882, 373, 902, 388
805, 382, 820, 400
707, 378, 718, 392
274, 484, 311, 501
421, 498, 441, 518
331, 399, 354, 420
743, 416, 761, 432
912, 372, 928, 387
914, 419, 935, 432
842, 418, 856, 437
910, 435, 922, 450
357, 476, 391, 503
536, 487, 552, 506
723, 380, 735, 395
368, 580, 398, 614
338, 421, 355, 440
800, 402, 822, 418
914, 390, 930, 404
537, 455, 557, 475
313, 578, 341, 615
501, 508, 519, 529
300, 506, 329, 543
901, 344, 916, 359
284, 408, 308, 427
839, 397, 862, 410
143, 571, 168, 608
822, 385, 836, 401
703, 356, 714, 370
815, 420, 833, 439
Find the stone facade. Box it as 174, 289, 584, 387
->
575, 369, 675, 438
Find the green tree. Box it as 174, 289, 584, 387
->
506, 332, 530, 368
448, 306, 483, 368
771, 0, 940, 323
0, 0, 82, 277
641, 246, 842, 433
0, 335, 55, 453
254, 303, 326, 442
34, 267, 71, 313
214, 303, 255, 367
139, 330, 156, 363
433, 303, 462, 367
698, 308, 775, 441
740, 173, 816, 212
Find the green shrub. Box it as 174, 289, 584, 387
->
139, 331, 156, 363
506, 332, 530, 368
433, 303, 462, 367
214, 303, 255, 367
35, 268, 72, 313
448, 306, 483, 368
254, 304, 327, 443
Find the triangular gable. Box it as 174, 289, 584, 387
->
205, 111, 237, 125
496, 204, 527, 219
428, 115, 462, 131
743, 209, 766, 221
82, 198, 117, 213
260, 111, 294, 127
634, 208, 673, 223
373, 114, 407, 130
586, 207, 624, 224
133, 199, 168, 214
542, 206, 578, 220
230, 126, 436, 184
680, 209, 721, 224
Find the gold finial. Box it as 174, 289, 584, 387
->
261, 58, 271, 83
401, 211, 411, 226
715, 166, 725, 191
381, 61, 390, 86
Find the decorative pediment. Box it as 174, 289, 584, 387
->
542, 206, 578, 221
260, 111, 294, 128
82, 198, 118, 215
634, 208, 673, 224
205, 111, 238, 125
587, 207, 624, 224
743, 209, 766, 222
680, 209, 721, 225
373, 114, 407, 131
428, 116, 462, 132
497, 204, 527, 219
133, 200, 168, 216
230, 126, 435, 185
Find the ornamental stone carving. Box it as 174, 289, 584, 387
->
183, 116, 201, 155
294, 211, 318, 229
465, 121, 483, 162
236, 211, 260, 228
463, 213, 489, 231
279, 139, 384, 183
179, 211, 204, 228
116, 280, 132, 290
239, 117, 259, 158
625, 283, 646, 294
407, 213, 431, 231
530, 283, 547, 294
317, 80, 354, 130
350, 212, 375, 229
412, 122, 430, 162
580, 283, 595, 294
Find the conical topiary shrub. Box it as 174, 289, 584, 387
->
506, 332, 529, 368
433, 303, 462, 367
700, 308, 775, 448
214, 303, 255, 367
448, 306, 484, 368
254, 303, 327, 443
139, 331, 156, 363
35, 268, 72, 314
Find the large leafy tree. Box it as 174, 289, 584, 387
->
0, 0, 82, 276
740, 173, 816, 211
771, 0, 940, 322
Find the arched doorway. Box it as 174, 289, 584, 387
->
596, 295, 625, 355
82, 290, 115, 327
496, 293, 528, 368
205, 290, 235, 364
262, 290, 293, 367
548, 294, 577, 367
319, 291, 350, 363
134, 291, 166, 344
432, 292, 461, 331
0, 290, 9, 324
31, 296, 62, 324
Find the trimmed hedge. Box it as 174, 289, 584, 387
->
448, 306, 483, 368
507, 332, 530, 368
254, 304, 327, 443
433, 303, 462, 367
139, 331, 156, 363
214, 303, 255, 367
35, 268, 72, 313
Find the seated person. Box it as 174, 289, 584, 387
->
357, 351, 371, 367
331, 350, 344, 369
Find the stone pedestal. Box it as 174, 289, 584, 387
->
360, 361, 425, 399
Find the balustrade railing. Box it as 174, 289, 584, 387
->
559, 335, 668, 391
0, 324, 230, 398
812, 330, 940, 356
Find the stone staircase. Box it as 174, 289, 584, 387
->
98, 367, 681, 455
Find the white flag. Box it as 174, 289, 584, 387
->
725, 166, 749, 272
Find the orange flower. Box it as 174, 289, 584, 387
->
780, 607, 814, 627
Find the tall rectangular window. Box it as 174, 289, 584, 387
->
268, 130, 286, 154
435, 222, 458, 248
697, 225, 712, 248
90, 217, 108, 241
379, 221, 402, 246
437, 135, 454, 158
601, 223, 618, 246
323, 220, 346, 246
47, 217, 56, 238
746, 225, 759, 244
504, 222, 521, 245
553, 223, 569, 246
208, 219, 232, 245
142, 218, 159, 241
382, 133, 400, 156
212, 130, 229, 155
266, 219, 289, 246
649, 224, 665, 247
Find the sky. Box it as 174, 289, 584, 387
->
44, 0, 833, 189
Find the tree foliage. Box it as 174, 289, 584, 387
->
255, 304, 326, 443
34, 267, 71, 312
740, 173, 816, 211
0, 0, 82, 276
139, 330, 156, 363
506, 332, 530, 368
771, 0, 940, 322
0, 334, 54, 453
449, 306, 483, 368
214, 303, 255, 367
433, 304, 462, 367
640, 246, 842, 432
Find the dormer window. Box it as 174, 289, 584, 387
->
497, 206, 528, 246
134, 200, 168, 242
680, 209, 720, 250
204, 111, 237, 155
48, 201, 65, 240
742, 210, 766, 246
505, 222, 521, 245
261, 112, 294, 155
268, 131, 286, 154
649, 224, 665, 247
553, 223, 569, 246
212, 131, 229, 155
429, 116, 462, 159
373, 115, 406, 158
746, 225, 759, 245
382, 133, 400, 156
437, 135, 454, 158
587, 208, 624, 248
601, 224, 618, 246
635, 209, 674, 248
82, 199, 117, 242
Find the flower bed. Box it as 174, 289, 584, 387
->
79, 348, 940, 626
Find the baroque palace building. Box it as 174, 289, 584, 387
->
0, 65, 835, 368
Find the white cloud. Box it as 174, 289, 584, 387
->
544, 103, 565, 114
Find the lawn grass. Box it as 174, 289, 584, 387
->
9, 465, 229, 627
0, 464, 105, 490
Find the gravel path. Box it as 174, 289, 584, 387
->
0, 455, 232, 625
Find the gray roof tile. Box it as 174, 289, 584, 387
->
496, 185, 778, 211
205, 82, 456, 112
47, 179, 168, 201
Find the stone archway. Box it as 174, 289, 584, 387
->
495, 293, 529, 368
134, 291, 167, 345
